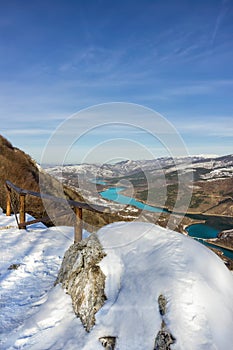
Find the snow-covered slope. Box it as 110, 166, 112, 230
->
46, 154, 233, 181
98, 222, 233, 349
0, 213, 233, 349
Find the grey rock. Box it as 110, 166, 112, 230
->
8, 263, 21, 270
158, 294, 167, 316
154, 295, 176, 350
154, 327, 176, 350
55, 234, 106, 331
99, 336, 116, 349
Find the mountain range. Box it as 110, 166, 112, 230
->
47, 154, 233, 217
46, 154, 233, 179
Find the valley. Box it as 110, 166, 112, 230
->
46, 154, 233, 219
46, 154, 233, 268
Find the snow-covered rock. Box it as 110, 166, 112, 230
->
218, 228, 233, 239
1, 213, 233, 350
96, 222, 233, 349
55, 234, 106, 332
200, 167, 233, 180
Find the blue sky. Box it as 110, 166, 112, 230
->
0, 0, 232, 163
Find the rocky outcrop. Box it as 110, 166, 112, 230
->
55, 234, 106, 331
154, 324, 176, 350
99, 336, 116, 349
154, 295, 176, 350
218, 229, 233, 240
158, 294, 167, 316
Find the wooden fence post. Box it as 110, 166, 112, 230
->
74, 207, 83, 243
6, 187, 11, 216
19, 194, 26, 229
5, 180, 108, 233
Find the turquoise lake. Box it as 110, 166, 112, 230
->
186, 223, 219, 239
100, 187, 167, 213
187, 224, 233, 260
99, 184, 233, 260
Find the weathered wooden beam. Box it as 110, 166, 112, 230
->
74, 207, 83, 243
6, 180, 27, 195
6, 187, 11, 216
5, 180, 111, 233
19, 194, 26, 229
5, 180, 108, 213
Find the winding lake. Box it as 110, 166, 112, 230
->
186, 224, 233, 260
100, 187, 168, 213
186, 223, 219, 239
98, 182, 233, 260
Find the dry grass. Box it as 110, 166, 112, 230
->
0, 135, 112, 229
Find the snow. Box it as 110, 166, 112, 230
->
46, 154, 233, 183
200, 167, 233, 179
98, 222, 233, 349
1, 212, 233, 349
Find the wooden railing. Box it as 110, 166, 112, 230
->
5, 180, 109, 243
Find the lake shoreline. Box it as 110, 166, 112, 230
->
205, 240, 233, 252
98, 182, 233, 230
98, 182, 233, 264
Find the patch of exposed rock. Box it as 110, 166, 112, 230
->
154, 325, 176, 350
154, 295, 176, 350
218, 228, 233, 240
158, 294, 167, 316
99, 336, 116, 349
55, 234, 106, 331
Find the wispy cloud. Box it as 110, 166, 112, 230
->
3, 129, 53, 136
58, 46, 127, 77
175, 117, 233, 137
164, 78, 233, 97
211, 0, 231, 45
0, 1, 232, 161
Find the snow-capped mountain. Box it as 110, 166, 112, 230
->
45, 154, 233, 181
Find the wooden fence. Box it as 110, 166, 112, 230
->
5, 180, 109, 243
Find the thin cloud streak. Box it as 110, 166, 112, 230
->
176, 118, 233, 137
211, 0, 230, 45
4, 129, 53, 136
